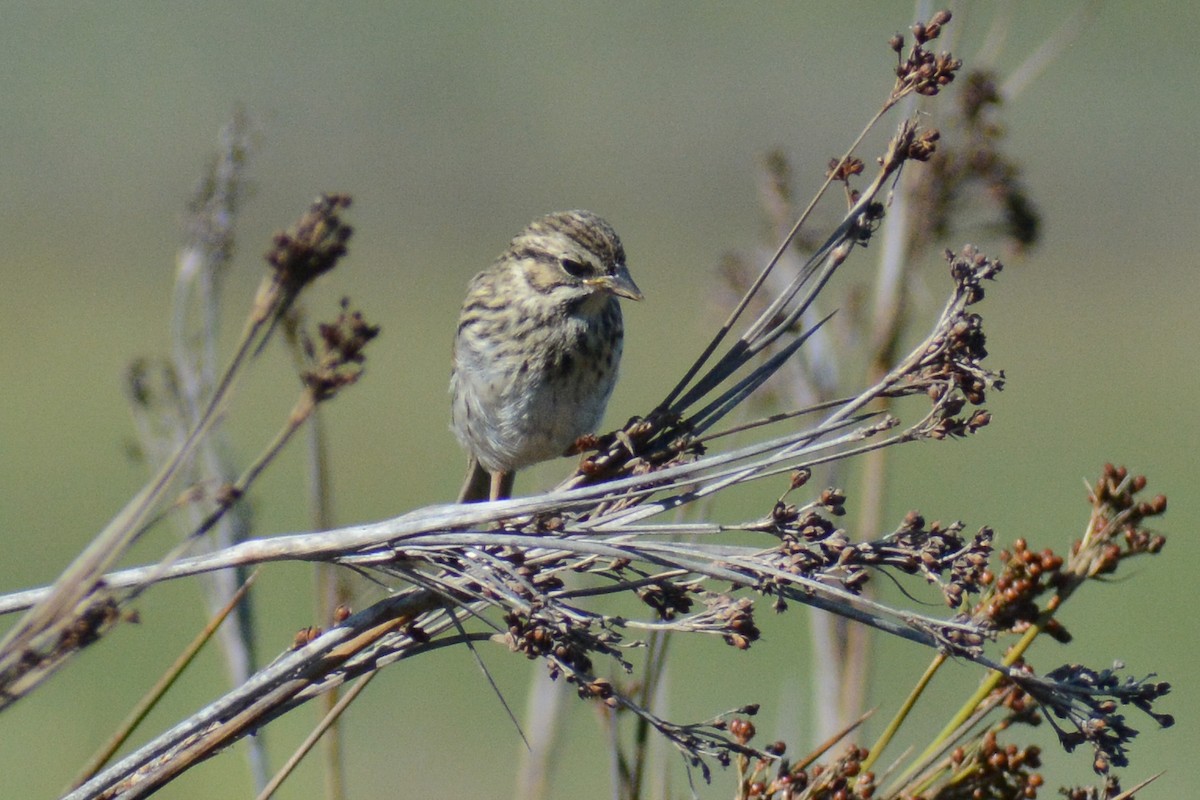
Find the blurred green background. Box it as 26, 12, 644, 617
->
2, 2, 1196, 797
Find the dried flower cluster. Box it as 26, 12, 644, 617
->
882, 245, 1004, 442
966, 465, 1170, 673
263, 193, 354, 307
730, 718, 878, 800
300, 298, 380, 402
890, 10, 962, 101
942, 728, 1045, 800
762, 501, 994, 613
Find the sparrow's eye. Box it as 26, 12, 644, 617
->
560, 257, 590, 278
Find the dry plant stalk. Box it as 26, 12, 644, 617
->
0, 10, 1173, 800
0, 192, 360, 704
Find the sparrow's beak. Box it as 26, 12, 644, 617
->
587, 263, 644, 301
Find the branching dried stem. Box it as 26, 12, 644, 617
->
59, 237, 1014, 797
0, 193, 358, 709
728, 462, 1174, 800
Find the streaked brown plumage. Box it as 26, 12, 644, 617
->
451, 210, 642, 502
